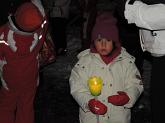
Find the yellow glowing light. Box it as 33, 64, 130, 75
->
88, 76, 103, 96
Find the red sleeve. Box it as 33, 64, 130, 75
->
0, 46, 4, 60
0, 24, 7, 60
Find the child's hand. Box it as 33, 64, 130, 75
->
108, 91, 130, 106
88, 99, 107, 115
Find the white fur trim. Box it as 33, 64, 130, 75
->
7, 30, 17, 52
0, 60, 8, 90
30, 33, 39, 52
0, 32, 4, 39
1, 77, 9, 90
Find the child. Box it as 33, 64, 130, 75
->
0, 1, 47, 123
69, 12, 143, 123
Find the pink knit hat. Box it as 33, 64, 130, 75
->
91, 12, 119, 43
90, 12, 121, 64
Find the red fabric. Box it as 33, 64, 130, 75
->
88, 99, 107, 115
15, 2, 43, 32
0, 86, 36, 123
108, 91, 130, 106
0, 22, 46, 123
0, 23, 45, 88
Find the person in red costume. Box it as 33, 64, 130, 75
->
0, 1, 48, 123
69, 11, 143, 123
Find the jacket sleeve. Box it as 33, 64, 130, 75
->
0, 25, 6, 60
0, 44, 4, 60
124, 0, 165, 30
123, 59, 144, 108
0, 26, 5, 78
69, 59, 93, 112
0, 45, 4, 78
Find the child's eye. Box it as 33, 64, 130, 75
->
107, 40, 112, 42
96, 39, 102, 42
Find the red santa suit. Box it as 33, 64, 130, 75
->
0, 1, 47, 123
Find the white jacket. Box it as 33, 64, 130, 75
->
69, 48, 143, 123
124, 0, 165, 56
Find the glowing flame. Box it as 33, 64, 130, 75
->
88, 76, 103, 96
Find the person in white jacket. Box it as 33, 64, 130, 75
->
69, 11, 143, 123
124, 0, 165, 122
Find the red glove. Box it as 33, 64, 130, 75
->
88, 99, 107, 115
108, 91, 130, 106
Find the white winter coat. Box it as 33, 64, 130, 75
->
125, 0, 165, 56
69, 48, 143, 123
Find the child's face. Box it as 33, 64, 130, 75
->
94, 38, 113, 56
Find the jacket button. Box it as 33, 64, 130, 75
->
102, 100, 105, 102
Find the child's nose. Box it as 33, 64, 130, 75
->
101, 40, 106, 47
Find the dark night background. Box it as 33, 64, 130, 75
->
0, 0, 152, 123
